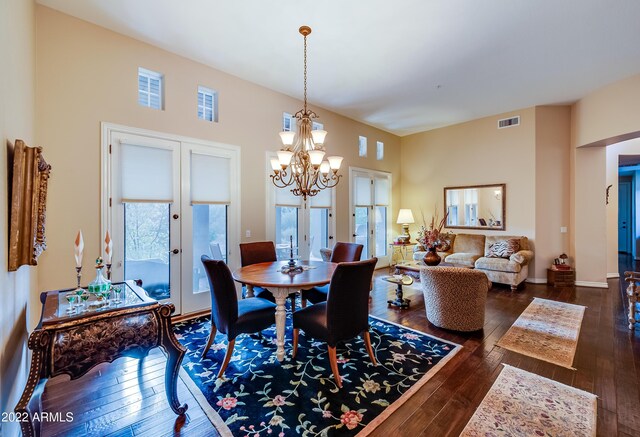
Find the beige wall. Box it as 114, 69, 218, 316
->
573, 74, 640, 148
571, 73, 640, 286
534, 106, 571, 280
0, 0, 37, 435
400, 107, 538, 268
34, 6, 401, 294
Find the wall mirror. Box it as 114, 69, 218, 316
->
443, 183, 506, 231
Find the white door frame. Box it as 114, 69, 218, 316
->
101, 122, 241, 315
349, 166, 392, 268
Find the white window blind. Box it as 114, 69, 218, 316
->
464, 189, 478, 204
309, 188, 331, 208
197, 86, 217, 122
374, 177, 390, 206
120, 143, 173, 201
191, 153, 230, 203
447, 190, 459, 205
138, 68, 163, 110
355, 175, 372, 206
275, 187, 302, 207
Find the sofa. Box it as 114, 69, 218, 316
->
414, 234, 533, 291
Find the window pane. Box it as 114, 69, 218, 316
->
124, 203, 170, 300
192, 204, 227, 293
275, 206, 298, 260
375, 206, 387, 256
355, 207, 369, 260
358, 136, 367, 157
309, 208, 329, 261
376, 141, 384, 160
198, 93, 204, 106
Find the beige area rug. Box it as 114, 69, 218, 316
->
496, 297, 586, 369
460, 364, 597, 437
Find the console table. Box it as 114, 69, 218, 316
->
14, 281, 187, 437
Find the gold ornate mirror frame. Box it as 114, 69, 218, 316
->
8, 139, 52, 271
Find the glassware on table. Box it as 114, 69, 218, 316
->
112, 284, 123, 304
88, 258, 111, 296
65, 293, 78, 313
79, 291, 90, 311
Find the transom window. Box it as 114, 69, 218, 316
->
376, 141, 384, 160
283, 113, 324, 132
138, 68, 163, 110
198, 86, 218, 122
359, 136, 368, 157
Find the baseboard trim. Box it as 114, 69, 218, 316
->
607, 273, 620, 279
526, 278, 547, 284
575, 281, 609, 288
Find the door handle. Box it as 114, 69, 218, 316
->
171, 249, 180, 254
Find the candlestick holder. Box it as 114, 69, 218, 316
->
106, 263, 112, 281
74, 266, 83, 291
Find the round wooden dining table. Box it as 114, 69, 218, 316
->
232, 260, 337, 362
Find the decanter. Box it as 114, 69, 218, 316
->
88, 257, 111, 295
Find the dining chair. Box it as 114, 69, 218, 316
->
239, 241, 297, 309
300, 242, 364, 307
292, 257, 377, 388
200, 255, 276, 378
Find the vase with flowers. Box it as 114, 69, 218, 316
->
417, 210, 451, 266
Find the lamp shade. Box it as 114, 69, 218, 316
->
396, 209, 415, 224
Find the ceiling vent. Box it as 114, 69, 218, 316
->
498, 116, 520, 129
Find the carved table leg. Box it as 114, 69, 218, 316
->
15, 331, 50, 437
628, 281, 637, 330
157, 304, 188, 415
245, 284, 255, 298
272, 288, 293, 362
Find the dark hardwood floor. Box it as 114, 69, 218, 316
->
40, 265, 640, 436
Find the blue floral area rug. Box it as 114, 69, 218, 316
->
173, 315, 460, 436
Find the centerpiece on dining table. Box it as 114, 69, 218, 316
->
417, 210, 451, 266
281, 235, 304, 274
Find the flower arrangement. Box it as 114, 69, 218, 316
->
417, 210, 451, 250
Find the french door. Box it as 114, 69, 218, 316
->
103, 124, 240, 315
351, 168, 391, 268
269, 167, 334, 260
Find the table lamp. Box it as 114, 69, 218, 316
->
396, 209, 415, 244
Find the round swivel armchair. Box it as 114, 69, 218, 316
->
420, 267, 489, 332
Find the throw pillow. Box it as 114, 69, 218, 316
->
437, 236, 453, 252
486, 239, 520, 258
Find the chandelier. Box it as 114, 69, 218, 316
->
270, 26, 343, 200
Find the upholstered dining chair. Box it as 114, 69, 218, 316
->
239, 241, 297, 309
200, 255, 276, 378
300, 242, 364, 307
292, 257, 377, 388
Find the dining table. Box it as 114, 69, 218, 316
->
232, 260, 337, 362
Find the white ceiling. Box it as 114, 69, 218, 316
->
37, 0, 640, 136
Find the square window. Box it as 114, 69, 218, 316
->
312, 121, 324, 130
198, 86, 218, 122
138, 68, 163, 110
358, 136, 368, 157
283, 112, 294, 132
376, 141, 384, 160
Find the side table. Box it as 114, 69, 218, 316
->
383, 275, 414, 309
14, 281, 187, 437
388, 242, 415, 272
547, 268, 575, 288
